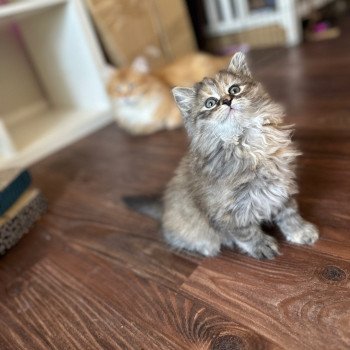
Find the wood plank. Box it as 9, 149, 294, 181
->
0, 245, 278, 349
33, 183, 198, 288
181, 246, 350, 349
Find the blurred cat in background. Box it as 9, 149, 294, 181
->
107, 53, 229, 135
107, 57, 180, 135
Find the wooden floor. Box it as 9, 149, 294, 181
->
2, 19, 350, 350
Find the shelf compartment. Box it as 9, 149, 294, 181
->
0, 0, 112, 170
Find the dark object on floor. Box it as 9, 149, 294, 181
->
0, 169, 31, 215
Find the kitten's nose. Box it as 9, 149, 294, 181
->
222, 97, 232, 106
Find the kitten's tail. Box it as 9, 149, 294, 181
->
122, 194, 163, 221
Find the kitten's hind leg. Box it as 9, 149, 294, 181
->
232, 225, 280, 260
274, 198, 319, 245
163, 226, 221, 257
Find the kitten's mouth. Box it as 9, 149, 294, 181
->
226, 108, 235, 118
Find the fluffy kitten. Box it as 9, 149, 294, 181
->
108, 53, 230, 135
126, 52, 319, 259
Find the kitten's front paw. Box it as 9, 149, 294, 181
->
251, 235, 280, 260
286, 222, 319, 245
243, 235, 280, 260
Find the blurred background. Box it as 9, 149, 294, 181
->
87, 0, 347, 68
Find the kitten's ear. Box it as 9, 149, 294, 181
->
172, 87, 196, 117
228, 52, 252, 77
131, 56, 149, 74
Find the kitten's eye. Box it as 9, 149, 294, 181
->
205, 97, 218, 109
228, 84, 241, 95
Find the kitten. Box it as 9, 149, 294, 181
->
125, 52, 319, 259
108, 53, 230, 135
107, 57, 182, 135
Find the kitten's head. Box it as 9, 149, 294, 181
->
172, 52, 283, 143
108, 57, 164, 106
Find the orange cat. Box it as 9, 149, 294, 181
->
107, 53, 230, 135
108, 58, 180, 135
156, 53, 230, 87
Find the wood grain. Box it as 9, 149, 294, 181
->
181, 247, 350, 349
1, 16, 350, 350
0, 245, 277, 349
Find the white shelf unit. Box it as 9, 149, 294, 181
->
0, 0, 113, 170
204, 0, 335, 46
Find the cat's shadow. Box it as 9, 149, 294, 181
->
261, 221, 283, 240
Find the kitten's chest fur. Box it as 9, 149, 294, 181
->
226, 156, 296, 224
193, 137, 298, 226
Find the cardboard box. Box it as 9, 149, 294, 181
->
85, 0, 197, 69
